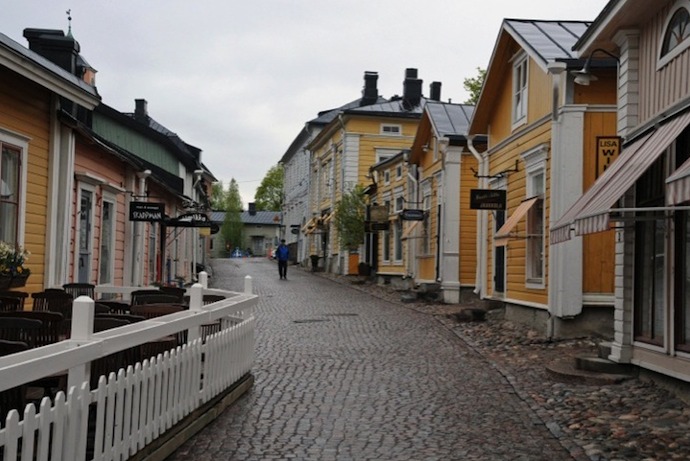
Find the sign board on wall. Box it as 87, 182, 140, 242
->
129, 201, 164, 222
596, 136, 621, 178
470, 189, 506, 210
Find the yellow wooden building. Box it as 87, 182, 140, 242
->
305, 69, 442, 275
468, 19, 618, 337
0, 30, 99, 295
407, 102, 481, 303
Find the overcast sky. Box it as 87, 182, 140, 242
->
1, 1, 607, 206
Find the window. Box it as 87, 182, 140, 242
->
396, 165, 403, 179
0, 144, 21, 245
381, 124, 402, 135
384, 170, 390, 184
394, 195, 404, 213
522, 145, 547, 285
421, 188, 431, 255
661, 4, 690, 62
376, 149, 398, 164
78, 188, 94, 283
382, 226, 391, 262
393, 219, 403, 261
512, 53, 528, 125
99, 198, 115, 284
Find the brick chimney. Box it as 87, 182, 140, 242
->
23, 29, 80, 76
429, 82, 442, 102
360, 71, 379, 106
402, 68, 423, 109
134, 99, 148, 122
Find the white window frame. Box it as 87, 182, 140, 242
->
658, 1, 690, 69
421, 180, 432, 256
394, 187, 404, 213
375, 148, 399, 164
380, 124, 402, 136
512, 52, 529, 127
522, 145, 547, 287
384, 170, 391, 185
393, 219, 403, 262
76, 183, 97, 283
396, 165, 403, 179
98, 191, 117, 284
0, 128, 29, 247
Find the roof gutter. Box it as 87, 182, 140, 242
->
468, 135, 488, 297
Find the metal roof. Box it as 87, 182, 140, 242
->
345, 97, 427, 116
425, 102, 475, 137
503, 19, 592, 66
210, 211, 282, 226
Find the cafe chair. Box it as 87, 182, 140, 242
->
62, 283, 96, 299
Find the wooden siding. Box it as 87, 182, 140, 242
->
0, 67, 52, 292
92, 112, 179, 174
581, 111, 617, 295
638, 3, 690, 122
573, 70, 619, 105
460, 154, 478, 285
73, 143, 131, 286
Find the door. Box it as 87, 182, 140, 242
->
78, 190, 93, 283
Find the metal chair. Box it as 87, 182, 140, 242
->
62, 283, 96, 299
0, 291, 28, 310
0, 317, 43, 348
0, 296, 21, 312
159, 286, 186, 303
0, 340, 29, 421
130, 290, 180, 307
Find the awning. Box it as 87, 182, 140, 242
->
551, 110, 690, 244
402, 221, 420, 239
322, 212, 335, 224
301, 218, 316, 234
495, 197, 539, 247
667, 156, 690, 205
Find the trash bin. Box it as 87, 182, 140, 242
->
310, 254, 320, 272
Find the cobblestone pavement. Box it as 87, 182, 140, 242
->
168, 259, 690, 461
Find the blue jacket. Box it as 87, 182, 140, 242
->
276, 244, 289, 261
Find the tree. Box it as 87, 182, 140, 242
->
463, 67, 486, 105
254, 164, 284, 211
334, 185, 366, 249
210, 181, 228, 210
221, 179, 244, 253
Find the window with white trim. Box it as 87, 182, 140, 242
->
522, 145, 547, 285
0, 143, 22, 245
382, 206, 391, 263
660, 1, 690, 68
99, 195, 116, 284
421, 180, 432, 255
376, 149, 398, 164
394, 195, 404, 213
393, 219, 403, 261
396, 165, 403, 179
512, 53, 528, 125
384, 170, 390, 185
381, 124, 402, 135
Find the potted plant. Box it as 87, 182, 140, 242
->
0, 241, 31, 288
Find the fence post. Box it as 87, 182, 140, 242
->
198, 271, 208, 288
67, 296, 95, 401
187, 283, 203, 343
244, 275, 253, 294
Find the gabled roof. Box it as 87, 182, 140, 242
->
410, 102, 479, 164
470, 18, 592, 134
343, 97, 428, 117
0, 32, 99, 108
209, 210, 282, 226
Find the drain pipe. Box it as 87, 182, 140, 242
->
468, 135, 487, 298
406, 155, 419, 280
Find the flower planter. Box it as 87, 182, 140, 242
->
10, 273, 29, 288
0, 274, 11, 290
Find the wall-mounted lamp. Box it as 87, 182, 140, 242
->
572, 48, 620, 86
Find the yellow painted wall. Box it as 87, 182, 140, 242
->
460, 154, 478, 285
0, 68, 51, 294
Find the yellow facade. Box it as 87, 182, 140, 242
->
0, 67, 52, 293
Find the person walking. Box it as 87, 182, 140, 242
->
276, 239, 289, 280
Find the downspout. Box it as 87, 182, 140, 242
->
468, 135, 487, 297
133, 169, 151, 286
546, 61, 568, 339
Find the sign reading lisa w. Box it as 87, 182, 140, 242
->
129, 201, 164, 222
596, 136, 621, 178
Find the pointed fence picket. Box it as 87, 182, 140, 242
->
0, 275, 256, 461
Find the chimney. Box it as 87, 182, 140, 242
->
248, 202, 257, 216
23, 28, 80, 76
430, 82, 442, 102
134, 99, 148, 122
402, 68, 423, 109
360, 71, 379, 106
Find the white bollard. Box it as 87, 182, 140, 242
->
67, 296, 95, 392
244, 275, 253, 294
199, 271, 209, 288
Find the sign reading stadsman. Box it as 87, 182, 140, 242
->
129, 201, 164, 222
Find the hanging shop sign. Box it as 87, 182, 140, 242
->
369, 205, 389, 223
166, 212, 219, 234
400, 209, 425, 221
470, 189, 506, 210
129, 201, 164, 222
365, 221, 390, 232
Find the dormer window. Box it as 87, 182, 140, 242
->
659, 2, 690, 68
381, 124, 402, 135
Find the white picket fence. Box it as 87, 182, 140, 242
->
0, 274, 257, 460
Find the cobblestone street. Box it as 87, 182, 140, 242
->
167, 258, 690, 461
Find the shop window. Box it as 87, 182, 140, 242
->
0, 144, 21, 245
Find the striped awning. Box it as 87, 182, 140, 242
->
495, 197, 539, 247
551, 110, 690, 243
667, 156, 690, 205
